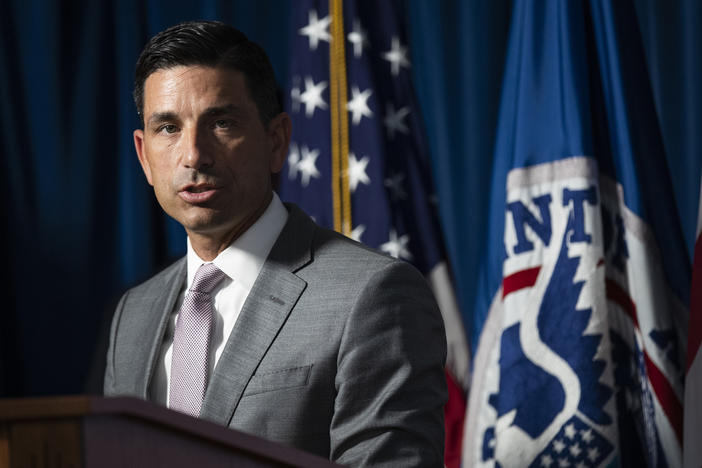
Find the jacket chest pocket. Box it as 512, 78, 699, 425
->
242, 364, 312, 396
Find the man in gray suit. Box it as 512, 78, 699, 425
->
104, 21, 447, 466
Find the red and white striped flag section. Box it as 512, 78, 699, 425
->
684, 175, 702, 468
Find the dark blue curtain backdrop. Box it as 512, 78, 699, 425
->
1, 0, 700, 396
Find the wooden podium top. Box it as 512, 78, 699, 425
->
0, 395, 341, 468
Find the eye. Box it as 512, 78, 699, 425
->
214, 119, 233, 129
156, 124, 178, 134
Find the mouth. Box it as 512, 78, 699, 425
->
178, 183, 219, 203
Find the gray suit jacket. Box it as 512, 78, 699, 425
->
104, 204, 447, 466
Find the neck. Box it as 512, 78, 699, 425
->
188, 192, 273, 261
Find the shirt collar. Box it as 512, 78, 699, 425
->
186, 192, 288, 291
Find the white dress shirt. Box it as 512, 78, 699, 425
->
151, 193, 288, 406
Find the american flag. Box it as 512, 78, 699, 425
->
278, 1, 470, 465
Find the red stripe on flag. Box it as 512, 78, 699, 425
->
502, 266, 541, 298
605, 278, 640, 329
444, 370, 466, 468
644, 351, 683, 443
687, 234, 702, 373
606, 278, 683, 444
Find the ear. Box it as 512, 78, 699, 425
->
133, 129, 154, 186
267, 112, 292, 174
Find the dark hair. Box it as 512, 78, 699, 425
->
134, 20, 281, 126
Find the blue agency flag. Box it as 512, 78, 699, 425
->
463, 1, 688, 468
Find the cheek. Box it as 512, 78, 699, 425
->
148, 162, 169, 188
145, 144, 176, 183
151, 176, 172, 209
223, 146, 268, 180
237, 160, 272, 190
146, 158, 177, 202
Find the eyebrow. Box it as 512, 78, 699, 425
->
202, 104, 243, 118
146, 105, 243, 126
147, 111, 178, 127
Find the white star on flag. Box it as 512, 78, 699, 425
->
557, 459, 569, 468
347, 86, 373, 125
287, 142, 301, 179
350, 224, 366, 243
382, 36, 410, 76
347, 19, 369, 58
580, 429, 594, 444
564, 423, 576, 439
383, 103, 410, 139
540, 454, 553, 467
347, 152, 371, 192
380, 229, 413, 261
296, 145, 321, 187
300, 76, 328, 117
568, 443, 581, 457
298, 10, 331, 51
587, 447, 599, 462
553, 439, 566, 453
384, 172, 407, 201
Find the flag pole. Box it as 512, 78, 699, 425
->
329, 0, 352, 236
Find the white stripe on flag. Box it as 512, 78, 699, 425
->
428, 261, 471, 389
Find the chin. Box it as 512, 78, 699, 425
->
182, 218, 228, 235
183, 211, 238, 235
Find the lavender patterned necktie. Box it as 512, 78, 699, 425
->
169, 263, 226, 417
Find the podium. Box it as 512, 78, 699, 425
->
0, 396, 341, 467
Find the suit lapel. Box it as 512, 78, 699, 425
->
200, 205, 314, 425
136, 258, 186, 399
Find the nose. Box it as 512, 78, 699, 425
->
181, 126, 214, 170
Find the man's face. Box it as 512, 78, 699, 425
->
134, 66, 289, 240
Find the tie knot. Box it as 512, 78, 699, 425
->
190, 263, 226, 294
